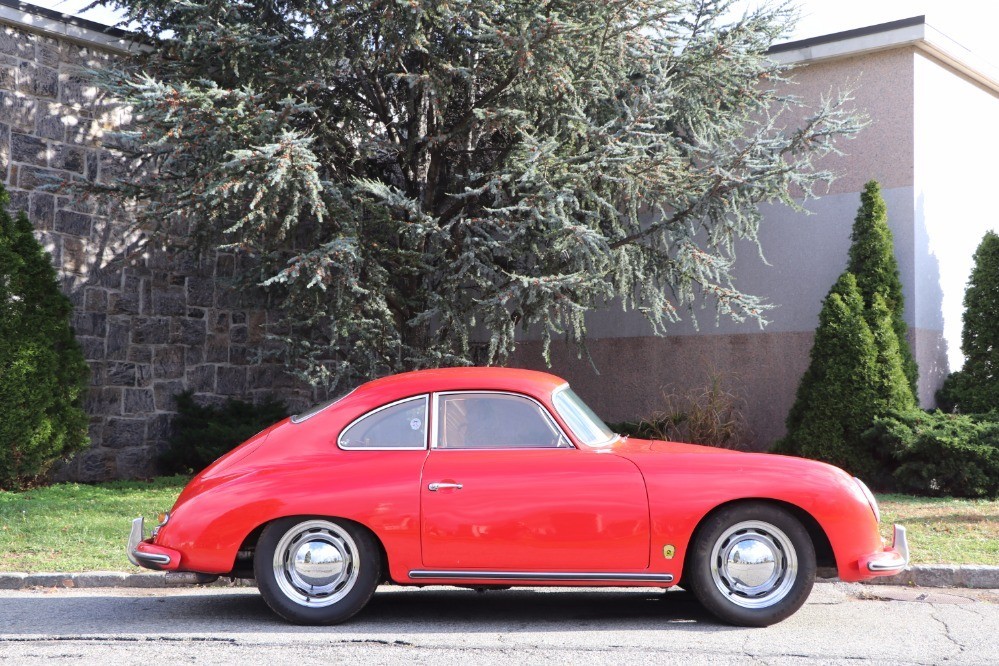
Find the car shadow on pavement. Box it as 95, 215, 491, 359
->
0, 587, 738, 636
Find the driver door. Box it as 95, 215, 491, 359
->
420, 391, 650, 571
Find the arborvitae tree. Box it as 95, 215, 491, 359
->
868, 293, 917, 412
0, 186, 90, 489
847, 180, 918, 394
94, 0, 862, 390
937, 231, 999, 413
775, 273, 914, 480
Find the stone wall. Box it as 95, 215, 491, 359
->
0, 19, 314, 481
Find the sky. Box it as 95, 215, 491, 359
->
24, 0, 999, 68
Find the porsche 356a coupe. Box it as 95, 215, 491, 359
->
128, 367, 908, 627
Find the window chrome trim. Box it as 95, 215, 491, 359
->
408, 570, 673, 583
336, 395, 430, 450
430, 390, 576, 450
292, 388, 357, 424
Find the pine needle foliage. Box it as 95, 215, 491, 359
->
774, 273, 915, 480
0, 185, 90, 490
96, 0, 863, 389
847, 180, 918, 393
938, 231, 999, 413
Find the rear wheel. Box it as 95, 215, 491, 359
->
254, 517, 380, 625
687, 503, 815, 627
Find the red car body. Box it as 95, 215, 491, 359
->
129, 367, 908, 625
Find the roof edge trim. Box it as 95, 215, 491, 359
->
769, 15, 999, 96
0, 0, 138, 54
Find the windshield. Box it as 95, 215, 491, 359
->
551, 386, 617, 447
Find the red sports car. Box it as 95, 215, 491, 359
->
128, 367, 908, 627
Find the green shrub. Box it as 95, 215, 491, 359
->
160, 391, 289, 474
774, 273, 915, 481
864, 410, 999, 498
937, 231, 999, 413
0, 185, 89, 490
848, 180, 918, 393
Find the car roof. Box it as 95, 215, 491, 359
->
353, 367, 568, 400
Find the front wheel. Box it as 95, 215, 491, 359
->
686, 503, 816, 627
254, 517, 381, 625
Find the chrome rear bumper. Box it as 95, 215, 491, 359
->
127, 516, 173, 568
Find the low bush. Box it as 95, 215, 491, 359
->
160, 392, 289, 474
863, 410, 999, 498
606, 373, 750, 449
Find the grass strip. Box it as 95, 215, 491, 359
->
0, 476, 188, 573
878, 494, 999, 566
1, 479, 996, 571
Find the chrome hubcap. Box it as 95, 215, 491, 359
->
710, 520, 797, 608
273, 520, 359, 607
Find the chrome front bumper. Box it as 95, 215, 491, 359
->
127, 516, 173, 569
866, 524, 910, 573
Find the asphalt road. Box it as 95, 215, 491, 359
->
1, 583, 996, 664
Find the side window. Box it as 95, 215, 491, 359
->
437, 393, 570, 449
338, 396, 428, 449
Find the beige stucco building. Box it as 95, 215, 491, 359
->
515, 16, 999, 448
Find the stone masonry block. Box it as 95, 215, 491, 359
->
173, 317, 207, 347
105, 319, 130, 360
71, 311, 106, 337
9, 131, 46, 166
127, 345, 151, 364
52, 143, 85, 172
153, 380, 184, 411
36, 38, 60, 68
186, 276, 215, 307
116, 445, 157, 479
0, 91, 35, 132
217, 366, 247, 395
123, 388, 155, 415
186, 365, 216, 393
132, 316, 170, 345
104, 418, 146, 448
54, 209, 93, 238
84, 387, 122, 417
107, 362, 138, 387
35, 100, 65, 141
76, 447, 117, 483
153, 346, 184, 379
0, 27, 34, 59
29, 191, 55, 228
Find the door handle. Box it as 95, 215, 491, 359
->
428, 482, 463, 491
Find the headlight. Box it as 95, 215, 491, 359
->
853, 477, 880, 523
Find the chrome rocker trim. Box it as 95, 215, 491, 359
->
127, 516, 172, 568
409, 570, 674, 583
868, 524, 910, 572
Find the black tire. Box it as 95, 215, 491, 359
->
254, 517, 381, 625
687, 503, 815, 627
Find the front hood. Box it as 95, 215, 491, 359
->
607, 437, 740, 455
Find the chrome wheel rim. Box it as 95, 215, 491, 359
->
272, 520, 360, 607
709, 520, 797, 609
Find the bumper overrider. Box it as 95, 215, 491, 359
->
127, 516, 182, 571
860, 524, 910, 575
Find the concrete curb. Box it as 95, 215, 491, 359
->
0, 572, 256, 590
0, 566, 996, 590
859, 565, 999, 589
